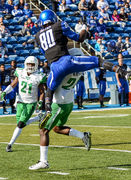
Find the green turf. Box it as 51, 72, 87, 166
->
0, 108, 131, 180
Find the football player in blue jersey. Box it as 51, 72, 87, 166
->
35, 9, 129, 128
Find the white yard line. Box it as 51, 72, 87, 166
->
47, 172, 70, 175
0, 178, 8, 180
1, 123, 131, 129
1, 142, 131, 153
108, 167, 129, 171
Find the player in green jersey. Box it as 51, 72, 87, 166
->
1, 56, 46, 152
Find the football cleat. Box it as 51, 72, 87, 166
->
29, 161, 49, 170
82, 132, 91, 151
39, 111, 52, 129
6, 144, 12, 152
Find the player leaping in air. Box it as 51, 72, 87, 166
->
35, 9, 130, 128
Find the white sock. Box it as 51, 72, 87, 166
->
9, 127, 22, 146
26, 116, 40, 125
69, 128, 84, 139
40, 146, 48, 163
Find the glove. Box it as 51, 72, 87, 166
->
37, 100, 43, 110
1, 92, 6, 101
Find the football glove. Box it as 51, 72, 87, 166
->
37, 100, 43, 110
1, 92, 6, 101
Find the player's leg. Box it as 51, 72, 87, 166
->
29, 103, 66, 170
99, 80, 106, 108
29, 128, 50, 170
6, 103, 36, 152
52, 103, 91, 150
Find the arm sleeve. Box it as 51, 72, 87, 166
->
61, 21, 80, 41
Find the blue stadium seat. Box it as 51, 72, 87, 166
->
24, 44, 34, 50
8, 25, 15, 31
17, 37, 27, 44
124, 27, 131, 33
6, 44, 13, 51
37, 55, 46, 61
110, 33, 120, 39
30, 49, 40, 56
16, 56, 25, 63
126, 21, 131, 27
120, 33, 129, 38
15, 25, 23, 31
7, 36, 17, 44
68, 23, 76, 29
19, 50, 30, 57
13, 44, 24, 50
0, 38, 7, 44
3, 19, 9, 26
114, 27, 124, 33
9, 19, 19, 25
0, 58, 5, 64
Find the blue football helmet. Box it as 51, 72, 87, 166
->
39, 9, 57, 25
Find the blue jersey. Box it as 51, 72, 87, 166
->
35, 21, 79, 63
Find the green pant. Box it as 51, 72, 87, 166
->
16, 102, 37, 125
45, 102, 73, 131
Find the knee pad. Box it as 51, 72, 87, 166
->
17, 121, 26, 128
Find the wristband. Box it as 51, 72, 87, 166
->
4, 85, 13, 94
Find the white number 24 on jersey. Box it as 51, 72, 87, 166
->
39, 29, 56, 51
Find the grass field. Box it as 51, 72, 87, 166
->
1, 108, 131, 180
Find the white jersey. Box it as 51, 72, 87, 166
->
15, 68, 46, 103
53, 73, 81, 104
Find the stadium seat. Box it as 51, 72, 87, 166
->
6, 44, 13, 51
0, 58, 5, 64
124, 27, 131, 33
9, 19, 19, 25
19, 50, 30, 57
120, 33, 129, 38
16, 56, 25, 63
7, 36, 17, 44
126, 21, 131, 27
15, 25, 23, 31
13, 44, 24, 50
30, 49, 40, 56
24, 44, 34, 50
114, 27, 124, 33
0, 38, 7, 44
110, 33, 120, 39
37, 55, 46, 61
8, 25, 15, 31
17, 37, 27, 44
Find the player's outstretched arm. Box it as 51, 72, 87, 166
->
0, 77, 18, 101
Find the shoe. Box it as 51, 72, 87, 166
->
82, 132, 91, 151
39, 111, 52, 129
29, 161, 49, 170
6, 144, 12, 152
3, 109, 9, 114
100, 104, 107, 108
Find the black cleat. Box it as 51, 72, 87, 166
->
6, 144, 12, 152
82, 132, 91, 151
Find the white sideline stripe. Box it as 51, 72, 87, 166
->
108, 167, 129, 171
47, 172, 69, 175
1, 123, 131, 129
1, 142, 131, 153
82, 114, 129, 118
0, 178, 8, 180
30, 134, 39, 136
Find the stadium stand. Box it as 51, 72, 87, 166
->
0, 0, 131, 101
